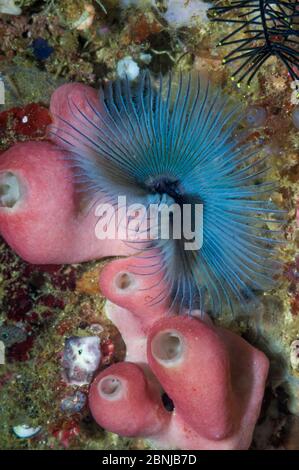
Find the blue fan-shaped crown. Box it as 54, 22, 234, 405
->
51, 72, 284, 316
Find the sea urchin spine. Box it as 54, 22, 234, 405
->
210, 0, 299, 86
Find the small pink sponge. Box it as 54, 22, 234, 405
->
89, 256, 269, 450
89, 362, 170, 437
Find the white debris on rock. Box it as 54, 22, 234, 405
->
73, 4, 95, 31
117, 56, 140, 81
121, 0, 211, 27
139, 52, 152, 64
13, 424, 42, 439
0, 0, 21, 15
163, 0, 211, 28
62, 336, 101, 385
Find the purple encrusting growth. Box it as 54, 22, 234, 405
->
52, 72, 284, 317
60, 391, 87, 413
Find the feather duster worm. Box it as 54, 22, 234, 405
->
50, 73, 283, 316
210, 0, 299, 86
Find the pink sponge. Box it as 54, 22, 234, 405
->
49, 82, 105, 150
89, 256, 269, 450
99, 252, 169, 331
89, 362, 170, 437
0, 141, 134, 264
0, 83, 137, 264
